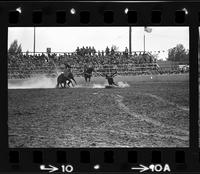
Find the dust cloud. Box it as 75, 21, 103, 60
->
8, 75, 57, 89
74, 81, 130, 88
8, 75, 130, 89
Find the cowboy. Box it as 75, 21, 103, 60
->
63, 63, 72, 78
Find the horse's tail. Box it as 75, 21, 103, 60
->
56, 74, 61, 88
56, 82, 59, 88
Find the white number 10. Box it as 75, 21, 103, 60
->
61, 165, 74, 173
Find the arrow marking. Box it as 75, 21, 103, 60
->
131, 164, 149, 173
40, 165, 59, 173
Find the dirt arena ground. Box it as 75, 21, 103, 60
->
8, 74, 189, 148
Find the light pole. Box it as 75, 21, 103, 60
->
129, 26, 132, 55
143, 32, 146, 53
33, 27, 36, 56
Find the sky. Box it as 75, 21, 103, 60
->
8, 27, 189, 60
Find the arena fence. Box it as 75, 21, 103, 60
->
8, 63, 189, 79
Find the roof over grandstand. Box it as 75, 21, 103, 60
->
8, 27, 189, 60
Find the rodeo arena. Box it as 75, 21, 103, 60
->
8, 48, 189, 88
8, 28, 190, 148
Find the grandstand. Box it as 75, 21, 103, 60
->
8, 51, 189, 79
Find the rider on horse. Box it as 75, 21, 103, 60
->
83, 63, 95, 82
57, 62, 76, 88
63, 63, 72, 78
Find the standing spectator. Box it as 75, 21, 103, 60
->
85, 46, 89, 56
83, 46, 86, 56
76, 47, 80, 55
89, 46, 92, 56
125, 47, 128, 57
101, 50, 104, 56
149, 54, 153, 63
98, 50, 101, 57
111, 47, 115, 55
142, 52, 147, 63
91, 46, 96, 56
105, 46, 110, 56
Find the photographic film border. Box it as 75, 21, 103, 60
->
0, 1, 199, 173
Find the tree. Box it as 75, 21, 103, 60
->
111, 45, 119, 52
8, 40, 22, 56
167, 44, 189, 64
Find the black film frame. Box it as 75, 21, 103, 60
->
0, 1, 199, 174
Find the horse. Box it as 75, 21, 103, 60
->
83, 66, 95, 82
56, 72, 76, 88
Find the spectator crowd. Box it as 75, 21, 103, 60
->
8, 46, 186, 79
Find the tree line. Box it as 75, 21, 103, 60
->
167, 44, 189, 64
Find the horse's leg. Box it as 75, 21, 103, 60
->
70, 80, 74, 87
85, 76, 87, 83
63, 81, 66, 88
113, 82, 118, 86
68, 79, 72, 87
71, 77, 76, 85
68, 81, 71, 87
